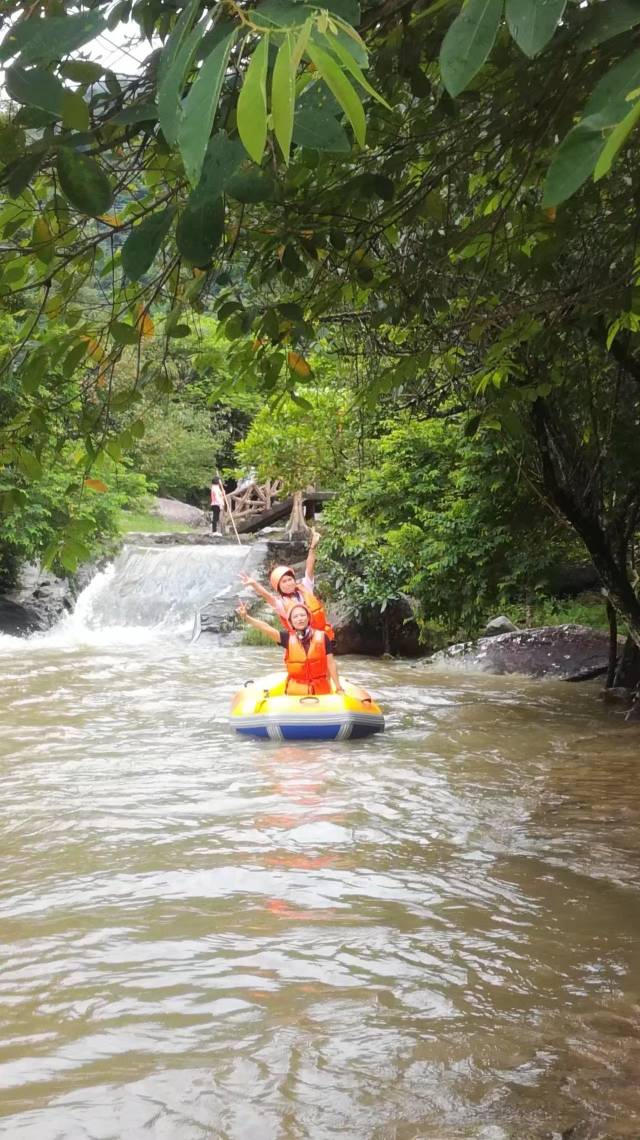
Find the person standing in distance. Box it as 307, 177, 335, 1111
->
210, 475, 225, 534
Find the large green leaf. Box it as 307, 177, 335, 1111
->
237, 35, 270, 164
110, 103, 159, 125
255, 0, 361, 29
0, 12, 106, 64
198, 131, 246, 196
594, 98, 640, 181
584, 46, 640, 120
542, 114, 608, 207
157, 0, 202, 81
293, 107, 351, 151
157, 0, 208, 146
505, 0, 566, 59
60, 60, 104, 84
306, 40, 366, 145
545, 45, 640, 204
226, 166, 278, 202
176, 195, 225, 265
110, 321, 141, 346
323, 0, 361, 23
272, 35, 295, 163
121, 206, 177, 281
439, 0, 503, 97
5, 65, 65, 116
57, 149, 114, 216
178, 29, 236, 186
322, 30, 391, 107
292, 82, 351, 151
579, 0, 640, 50
62, 90, 90, 131
6, 152, 45, 198
252, 0, 310, 29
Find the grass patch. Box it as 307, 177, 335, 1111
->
240, 624, 278, 646
118, 510, 194, 534
524, 595, 610, 632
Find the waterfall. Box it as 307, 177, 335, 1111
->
69, 541, 266, 632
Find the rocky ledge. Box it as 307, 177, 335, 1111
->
124, 531, 233, 546
435, 624, 616, 681
0, 560, 103, 636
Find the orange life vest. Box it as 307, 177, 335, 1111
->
279, 585, 335, 639
284, 630, 331, 695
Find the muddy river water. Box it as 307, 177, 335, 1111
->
0, 554, 639, 1139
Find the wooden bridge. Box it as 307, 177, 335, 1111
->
223, 480, 334, 534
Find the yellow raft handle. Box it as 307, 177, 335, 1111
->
299, 696, 320, 704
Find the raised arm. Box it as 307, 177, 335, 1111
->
327, 652, 343, 694
239, 571, 275, 606
304, 528, 321, 582
236, 602, 281, 643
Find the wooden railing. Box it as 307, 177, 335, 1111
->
223, 479, 284, 525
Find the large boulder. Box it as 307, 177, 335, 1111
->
1, 561, 74, 634
149, 497, 205, 527
545, 561, 600, 597
265, 538, 309, 567
484, 615, 519, 637
328, 597, 426, 657
0, 596, 41, 636
0, 558, 107, 637
438, 624, 616, 681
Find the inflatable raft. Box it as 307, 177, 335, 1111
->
230, 672, 385, 741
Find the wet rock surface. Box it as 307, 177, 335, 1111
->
484, 614, 519, 636
437, 624, 617, 681
125, 531, 227, 546
0, 560, 105, 636
328, 597, 425, 657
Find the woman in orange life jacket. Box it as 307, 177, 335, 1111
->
236, 601, 343, 697
239, 527, 335, 641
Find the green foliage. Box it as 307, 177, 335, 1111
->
234, 385, 356, 493
525, 595, 610, 633
128, 402, 227, 502
322, 418, 578, 638
241, 624, 277, 646
0, 448, 147, 576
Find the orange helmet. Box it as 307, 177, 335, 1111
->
269, 565, 296, 592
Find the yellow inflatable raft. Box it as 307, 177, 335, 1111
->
230, 672, 385, 741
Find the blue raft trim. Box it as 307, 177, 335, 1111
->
231, 711, 384, 741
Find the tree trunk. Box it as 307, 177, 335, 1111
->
614, 634, 640, 689
286, 490, 310, 541
606, 600, 618, 689
382, 608, 391, 655
531, 400, 640, 649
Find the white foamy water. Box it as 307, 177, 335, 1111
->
0, 540, 266, 653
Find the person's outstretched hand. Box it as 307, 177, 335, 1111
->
310, 528, 321, 550
239, 571, 256, 587
236, 602, 248, 620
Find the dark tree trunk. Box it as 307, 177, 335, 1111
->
606, 600, 618, 689
614, 634, 640, 689
531, 400, 640, 650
